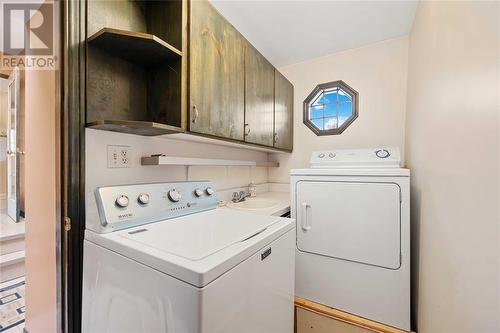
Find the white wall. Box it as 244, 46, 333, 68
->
85, 129, 269, 223
268, 36, 409, 183
405, 1, 500, 332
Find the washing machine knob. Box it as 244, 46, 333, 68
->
205, 187, 215, 196
194, 188, 204, 197
137, 193, 150, 205
168, 189, 182, 202
115, 195, 129, 208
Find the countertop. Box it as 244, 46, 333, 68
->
221, 191, 291, 217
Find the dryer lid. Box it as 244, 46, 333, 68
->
310, 147, 400, 168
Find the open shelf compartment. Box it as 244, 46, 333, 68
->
87, 28, 182, 67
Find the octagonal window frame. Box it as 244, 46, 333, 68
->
303, 80, 359, 136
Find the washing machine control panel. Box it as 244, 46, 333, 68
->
92, 181, 218, 233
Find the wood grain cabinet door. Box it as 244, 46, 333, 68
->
274, 70, 293, 150
189, 0, 245, 141
244, 45, 275, 146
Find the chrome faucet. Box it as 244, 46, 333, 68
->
232, 190, 251, 203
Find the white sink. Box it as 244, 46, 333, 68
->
226, 198, 280, 211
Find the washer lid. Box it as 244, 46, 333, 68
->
310, 147, 400, 169
85, 208, 294, 287
117, 209, 278, 261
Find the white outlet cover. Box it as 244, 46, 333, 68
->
107, 145, 131, 168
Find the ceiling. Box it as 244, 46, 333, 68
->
210, 0, 418, 67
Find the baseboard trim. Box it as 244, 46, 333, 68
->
295, 296, 412, 333
0, 250, 25, 267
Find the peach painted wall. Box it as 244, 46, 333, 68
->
405, 1, 500, 332
24, 67, 58, 332
268, 37, 409, 182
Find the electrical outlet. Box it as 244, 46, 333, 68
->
107, 145, 131, 168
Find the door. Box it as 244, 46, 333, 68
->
7, 67, 20, 221
189, 0, 245, 141
274, 70, 293, 150
244, 45, 274, 146
296, 181, 401, 269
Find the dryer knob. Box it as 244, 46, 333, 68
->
205, 187, 215, 196
375, 149, 391, 159
194, 188, 204, 197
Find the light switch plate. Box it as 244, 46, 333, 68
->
107, 145, 131, 168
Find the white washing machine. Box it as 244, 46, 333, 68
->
291, 148, 410, 330
82, 181, 295, 333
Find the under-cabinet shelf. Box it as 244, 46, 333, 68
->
141, 155, 280, 167
87, 120, 185, 136
87, 28, 182, 67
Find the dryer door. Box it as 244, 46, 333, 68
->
296, 181, 401, 269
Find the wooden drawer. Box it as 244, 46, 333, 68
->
295, 297, 413, 333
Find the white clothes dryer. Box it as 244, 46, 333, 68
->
291, 148, 410, 330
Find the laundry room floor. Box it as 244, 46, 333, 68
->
0, 277, 25, 333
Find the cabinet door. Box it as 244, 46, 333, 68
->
244, 45, 275, 146
189, 0, 245, 141
274, 70, 293, 150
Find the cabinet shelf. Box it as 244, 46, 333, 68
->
141, 155, 279, 167
87, 120, 184, 136
87, 28, 182, 67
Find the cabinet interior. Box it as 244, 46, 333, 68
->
86, 0, 184, 133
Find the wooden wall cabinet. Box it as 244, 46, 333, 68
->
188, 0, 294, 152
274, 70, 294, 150
244, 45, 275, 146
189, 0, 245, 141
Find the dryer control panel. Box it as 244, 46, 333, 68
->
310, 147, 400, 168
91, 181, 218, 233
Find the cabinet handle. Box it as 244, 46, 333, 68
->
192, 106, 199, 124
244, 123, 251, 136
274, 133, 278, 144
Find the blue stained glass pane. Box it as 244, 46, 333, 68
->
337, 89, 352, 103
324, 103, 337, 117
322, 89, 339, 104
324, 117, 338, 129
309, 105, 323, 119
338, 101, 353, 126
311, 118, 324, 130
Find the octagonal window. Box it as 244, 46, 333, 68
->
303, 80, 358, 135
